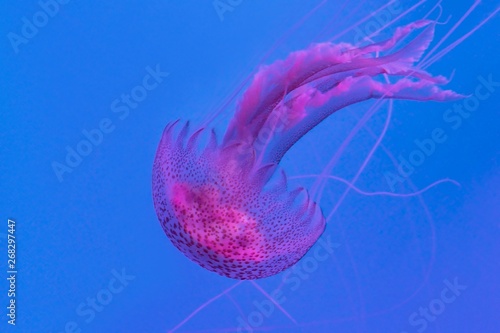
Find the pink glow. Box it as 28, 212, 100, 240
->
161, 1, 497, 331
153, 17, 462, 281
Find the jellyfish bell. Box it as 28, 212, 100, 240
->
170, 182, 266, 261
153, 121, 325, 279
152, 20, 463, 280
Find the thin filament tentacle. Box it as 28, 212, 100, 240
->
291, 175, 461, 198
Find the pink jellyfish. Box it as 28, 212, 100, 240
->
152, 20, 462, 280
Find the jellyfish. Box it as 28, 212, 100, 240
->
152, 20, 462, 280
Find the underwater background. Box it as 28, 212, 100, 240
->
1, 1, 499, 332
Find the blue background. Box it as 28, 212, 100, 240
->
0, 1, 498, 332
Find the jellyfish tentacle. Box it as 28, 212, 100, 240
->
291, 174, 461, 198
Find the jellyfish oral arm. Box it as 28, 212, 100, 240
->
223, 21, 463, 165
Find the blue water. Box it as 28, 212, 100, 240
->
1, 1, 499, 332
